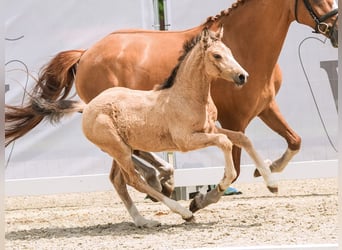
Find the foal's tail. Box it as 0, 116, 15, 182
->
31, 98, 85, 124
5, 49, 85, 147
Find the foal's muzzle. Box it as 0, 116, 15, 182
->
234, 73, 248, 86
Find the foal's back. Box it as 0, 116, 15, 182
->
81, 87, 178, 153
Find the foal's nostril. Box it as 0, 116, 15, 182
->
238, 74, 246, 84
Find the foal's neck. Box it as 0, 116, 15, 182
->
171, 46, 212, 103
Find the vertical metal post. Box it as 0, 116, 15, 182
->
152, 0, 170, 30
161, 0, 170, 30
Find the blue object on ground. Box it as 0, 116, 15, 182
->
208, 185, 242, 195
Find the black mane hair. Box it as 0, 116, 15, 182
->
156, 34, 201, 90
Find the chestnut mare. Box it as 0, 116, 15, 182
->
30, 28, 276, 226
6, 0, 338, 205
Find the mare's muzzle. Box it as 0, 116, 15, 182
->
315, 15, 338, 48
328, 18, 338, 48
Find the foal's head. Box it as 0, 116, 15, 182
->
200, 27, 248, 86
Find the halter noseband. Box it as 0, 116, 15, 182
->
295, 0, 338, 38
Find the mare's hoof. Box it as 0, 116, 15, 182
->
253, 169, 261, 177
161, 184, 174, 198
189, 193, 204, 213
145, 195, 159, 202
267, 186, 278, 194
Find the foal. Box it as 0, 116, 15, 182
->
33, 27, 276, 227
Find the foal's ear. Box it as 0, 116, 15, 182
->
200, 27, 211, 49
215, 24, 224, 40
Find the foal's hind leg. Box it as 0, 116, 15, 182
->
216, 127, 278, 193
109, 159, 161, 228
114, 152, 193, 223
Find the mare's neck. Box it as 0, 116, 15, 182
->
220, 0, 294, 75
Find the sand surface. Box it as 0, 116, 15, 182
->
5, 178, 338, 249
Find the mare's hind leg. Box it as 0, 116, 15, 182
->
134, 150, 174, 197
256, 100, 301, 176
132, 155, 163, 194
216, 127, 278, 193
109, 159, 161, 228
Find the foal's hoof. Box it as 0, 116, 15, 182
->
184, 215, 196, 223
189, 193, 205, 213
135, 218, 161, 228
267, 185, 278, 194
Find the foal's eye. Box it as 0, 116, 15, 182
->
213, 54, 222, 59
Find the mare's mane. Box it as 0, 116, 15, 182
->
204, 0, 246, 26
156, 34, 201, 90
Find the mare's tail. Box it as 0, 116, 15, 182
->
5, 49, 85, 147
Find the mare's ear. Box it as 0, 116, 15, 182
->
215, 24, 224, 40
200, 27, 211, 49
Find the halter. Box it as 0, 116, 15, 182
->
295, 0, 338, 38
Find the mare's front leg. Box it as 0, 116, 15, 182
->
216, 127, 278, 193
256, 99, 301, 177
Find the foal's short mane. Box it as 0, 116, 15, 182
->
156, 35, 201, 90
204, 0, 246, 26
156, 0, 246, 91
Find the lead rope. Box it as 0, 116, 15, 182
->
298, 36, 338, 152
5, 60, 30, 168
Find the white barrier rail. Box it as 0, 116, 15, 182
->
5, 160, 338, 196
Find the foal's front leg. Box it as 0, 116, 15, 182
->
174, 132, 237, 213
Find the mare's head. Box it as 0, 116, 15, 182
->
200, 26, 248, 86
295, 0, 338, 47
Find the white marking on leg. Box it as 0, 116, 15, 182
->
271, 148, 299, 173
162, 196, 193, 220
128, 205, 161, 228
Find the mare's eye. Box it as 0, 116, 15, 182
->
213, 54, 222, 59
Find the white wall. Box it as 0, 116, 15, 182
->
5, 1, 338, 183
5, 0, 154, 179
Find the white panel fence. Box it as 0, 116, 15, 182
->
6, 160, 338, 196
